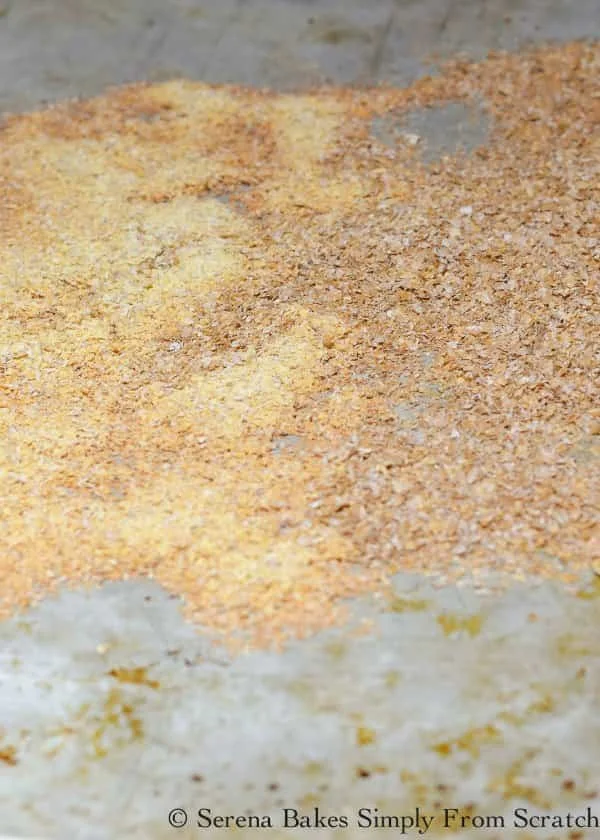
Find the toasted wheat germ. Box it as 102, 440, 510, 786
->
0, 41, 598, 649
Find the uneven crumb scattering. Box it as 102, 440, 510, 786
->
0, 41, 598, 648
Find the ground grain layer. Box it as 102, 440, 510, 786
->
0, 40, 598, 649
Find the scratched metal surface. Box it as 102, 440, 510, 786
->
0, 0, 598, 114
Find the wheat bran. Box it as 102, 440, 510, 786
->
0, 41, 598, 649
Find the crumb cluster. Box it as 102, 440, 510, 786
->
0, 41, 598, 648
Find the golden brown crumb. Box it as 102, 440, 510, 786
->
0, 41, 598, 650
